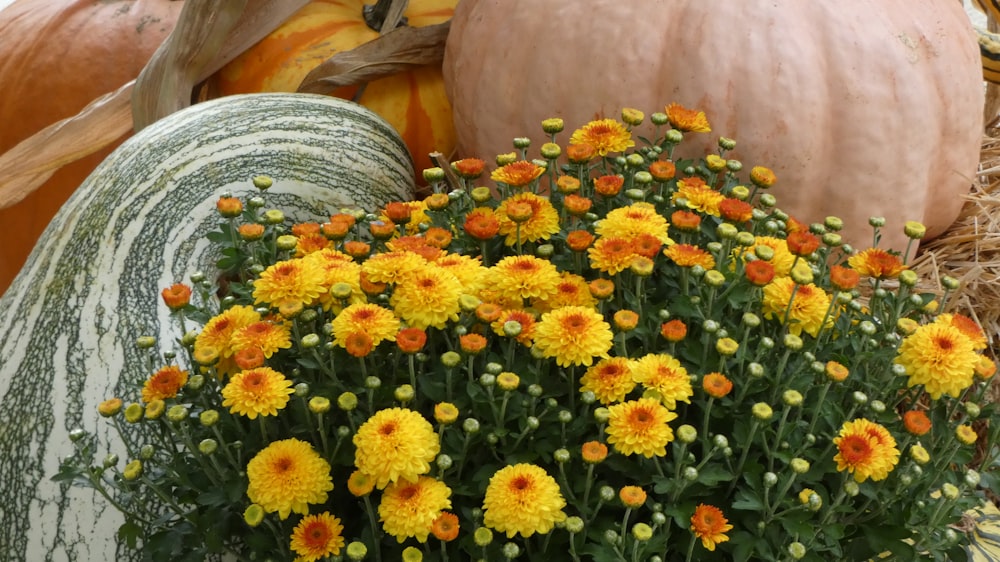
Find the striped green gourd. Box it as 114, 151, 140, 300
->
0, 92, 415, 561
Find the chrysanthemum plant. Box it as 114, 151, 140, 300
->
58, 104, 999, 562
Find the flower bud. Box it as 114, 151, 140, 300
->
788, 542, 807, 560
565, 516, 585, 533
167, 405, 189, 423
199, 438, 218, 455
123, 459, 143, 481
763, 472, 778, 488
790, 458, 810, 474
677, 424, 698, 444
394, 385, 415, 403
752, 402, 774, 421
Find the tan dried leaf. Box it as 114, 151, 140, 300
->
297, 22, 450, 95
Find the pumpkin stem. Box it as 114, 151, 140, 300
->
363, 0, 409, 33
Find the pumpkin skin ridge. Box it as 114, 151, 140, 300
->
443, 0, 983, 251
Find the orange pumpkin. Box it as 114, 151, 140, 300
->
207, 0, 458, 176
0, 0, 183, 295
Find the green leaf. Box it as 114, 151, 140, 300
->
731, 489, 764, 512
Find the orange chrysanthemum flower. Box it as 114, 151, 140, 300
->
464, 207, 501, 241
295, 232, 331, 256
290, 512, 345, 561
848, 248, 907, 280
762, 278, 832, 338
690, 504, 733, 551
786, 231, 821, 257
459, 333, 488, 354
431, 511, 460, 542
496, 193, 561, 246
606, 398, 677, 457
829, 265, 861, 292
532, 305, 614, 367
665, 102, 712, 133
344, 332, 375, 358
664, 243, 715, 269
347, 470, 376, 497
453, 157, 486, 179
565, 230, 596, 252
702, 372, 733, 398
482, 464, 567, 538
580, 356, 637, 404
902, 410, 932, 436
750, 165, 777, 188
660, 319, 687, 342
718, 198, 754, 223
744, 260, 776, 287
563, 194, 593, 216
141, 365, 189, 403
565, 143, 597, 163
246, 438, 333, 519
221, 366, 295, 419
833, 418, 900, 483
581, 441, 609, 464
396, 327, 427, 354
569, 118, 636, 156
671, 210, 702, 232
491, 160, 545, 187
594, 175, 625, 197
894, 322, 979, 399
423, 226, 453, 249
649, 160, 676, 181
161, 283, 192, 310
632, 353, 693, 409
619, 486, 647, 508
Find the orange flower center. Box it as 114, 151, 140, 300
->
839, 435, 872, 463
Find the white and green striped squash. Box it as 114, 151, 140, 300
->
0, 92, 415, 561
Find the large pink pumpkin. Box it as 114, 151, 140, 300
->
443, 0, 984, 250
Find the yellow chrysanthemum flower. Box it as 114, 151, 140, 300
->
230, 320, 292, 359
673, 177, 724, 216
490, 160, 545, 187
595, 202, 674, 246
894, 322, 979, 399
761, 277, 832, 338
353, 408, 440, 489
580, 357, 637, 405
221, 366, 295, 419
606, 398, 678, 457
302, 249, 365, 311
533, 272, 597, 313
378, 476, 452, 543
739, 236, 796, 276
663, 244, 715, 269
569, 118, 635, 156
246, 438, 333, 519
361, 250, 429, 285
434, 252, 488, 295
331, 303, 400, 349
195, 304, 261, 361
833, 418, 900, 483
482, 464, 567, 538
487, 255, 562, 302
531, 305, 614, 367
253, 258, 327, 310
495, 192, 561, 246
587, 236, 642, 276
290, 512, 345, 561
631, 353, 693, 410
389, 265, 463, 330
665, 102, 712, 133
